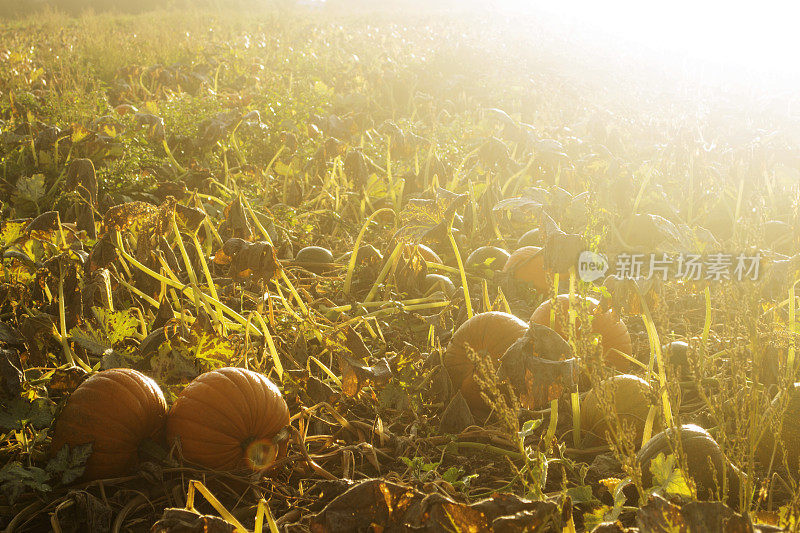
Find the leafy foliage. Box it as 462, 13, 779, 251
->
0, 462, 50, 504
0, 4, 795, 531
45, 443, 93, 486
648, 452, 694, 499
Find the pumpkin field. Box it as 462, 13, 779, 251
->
0, 4, 799, 532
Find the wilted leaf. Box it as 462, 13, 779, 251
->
46, 366, 88, 397
152, 507, 236, 533
23, 211, 61, 241
217, 238, 282, 281
440, 390, 474, 434
310, 478, 561, 533
493, 196, 544, 216
542, 231, 584, 273
19, 313, 58, 366
65, 159, 98, 204
622, 213, 692, 252
636, 494, 753, 533
498, 326, 576, 410
337, 355, 392, 397
134, 112, 166, 141
220, 195, 252, 240
175, 203, 206, 233
102, 201, 158, 234
342, 326, 370, 360
394, 244, 428, 294
478, 136, 512, 166
60, 491, 113, 532
395, 188, 468, 243
0, 348, 23, 399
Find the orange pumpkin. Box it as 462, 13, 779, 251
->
166, 367, 290, 472
530, 294, 632, 371
503, 246, 550, 292
580, 374, 657, 447
443, 312, 528, 410
50, 368, 167, 481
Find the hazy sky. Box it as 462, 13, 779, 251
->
492, 0, 800, 80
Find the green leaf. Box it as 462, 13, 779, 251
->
0, 219, 27, 246
565, 484, 596, 505
100, 350, 132, 370
274, 160, 293, 177
441, 466, 462, 484
400, 456, 415, 468
649, 452, 693, 498
0, 462, 51, 504
70, 321, 112, 355
14, 174, 46, 204
421, 460, 439, 472
71, 308, 139, 355
191, 332, 236, 367
518, 418, 542, 440
46, 443, 92, 485
0, 397, 55, 430
94, 307, 139, 346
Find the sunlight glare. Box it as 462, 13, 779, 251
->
502, 0, 800, 80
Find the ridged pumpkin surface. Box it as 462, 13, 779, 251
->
581, 374, 656, 447
166, 367, 290, 471
531, 294, 632, 371
50, 368, 167, 481
443, 311, 528, 410
503, 246, 549, 291
638, 424, 743, 502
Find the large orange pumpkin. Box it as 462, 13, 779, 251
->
166, 367, 290, 472
50, 368, 167, 481
530, 294, 632, 371
442, 312, 528, 411
503, 246, 550, 292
